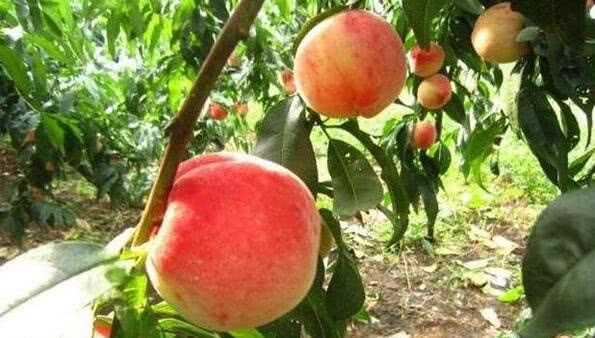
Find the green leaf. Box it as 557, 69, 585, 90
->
229, 328, 265, 338
293, 261, 344, 338
30, 52, 47, 98
252, 97, 318, 193
327, 139, 383, 217
39, 113, 66, 155
274, 0, 295, 18
461, 119, 506, 184
326, 251, 365, 320
453, 0, 483, 15
319, 209, 344, 248
0, 242, 130, 338
403, 0, 453, 48
25, 33, 70, 64
512, 0, 585, 50
569, 148, 595, 177
431, 143, 452, 175
107, 10, 120, 59
442, 93, 466, 126
0, 45, 33, 97
498, 286, 524, 304
521, 187, 595, 337
257, 316, 301, 338
418, 174, 438, 239
517, 84, 569, 191
158, 318, 218, 337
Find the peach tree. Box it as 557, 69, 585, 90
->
0, 0, 594, 337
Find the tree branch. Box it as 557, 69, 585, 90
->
132, 0, 265, 246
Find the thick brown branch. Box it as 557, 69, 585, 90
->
132, 0, 265, 246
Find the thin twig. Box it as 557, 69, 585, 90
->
132, 0, 265, 246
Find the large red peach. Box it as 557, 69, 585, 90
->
471, 2, 529, 64
146, 153, 320, 331
208, 103, 228, 121
417, 74, 452, 110
408, 43, 445, 77
294, 10, 407, 118
412, 121, 437, 150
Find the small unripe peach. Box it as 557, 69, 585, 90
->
208, 103, 228, 121
233, 102, 249, 117
417, 74, 452, 110
294, 10, 407, 118
412, 121, 437, 150
147, 153, 320, 331
280, 69, 296, 95
471, 2, 529, 64
408, 43, 445, 77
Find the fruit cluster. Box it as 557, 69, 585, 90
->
146, 4, 535, 332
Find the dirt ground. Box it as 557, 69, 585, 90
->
0, 144, 531, 338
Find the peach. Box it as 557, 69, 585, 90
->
233, 102, 249, 117
208, 103, 227, 121
417, 74, 452, 110
294, 10, 406, 118
471, 2, 529, 64
412, 121, 437, 150
93, 321, 111, 338
408, 43, 445, 77
147, 152, 320, 331
280, 69, 296, 95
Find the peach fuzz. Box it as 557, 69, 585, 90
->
294, 10, 406, 118
408, 43, 445, 77
471, 2, 529, 64
417, 74, 452, 110
208, 103, 227, 121
412, 121, 437, 150
147, 152, 320, 331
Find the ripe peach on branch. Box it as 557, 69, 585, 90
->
417, 74, 452, 110
146, 152, 320, 331
408, 43, 445, 77
411, 120, 437, 150
471, 2, 529, 64
208, 103, 228, 121
294, 10, 407, 118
